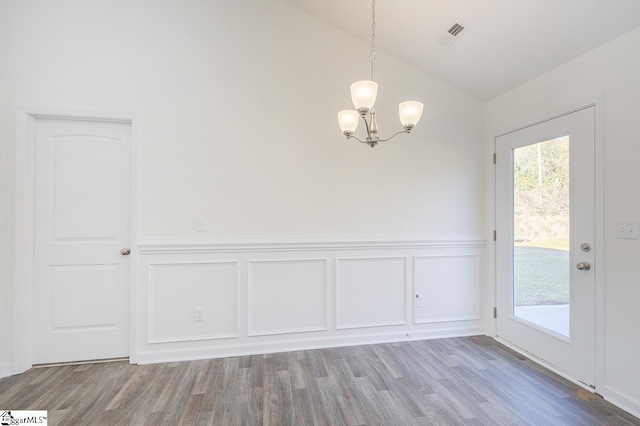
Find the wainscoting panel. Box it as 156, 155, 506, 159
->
414, 255, 480, 323
136, 236, 486, 364
248, 259, 328, 336
148, 262, 239, 343
336, 257, 407, 329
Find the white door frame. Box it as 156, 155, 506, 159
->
490, 95, 605, 393
12, 107, 138, 374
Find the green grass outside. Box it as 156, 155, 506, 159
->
514, 239, 570, 306
515, 238, 569, 251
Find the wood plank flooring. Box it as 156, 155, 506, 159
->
1, 336, 638, 425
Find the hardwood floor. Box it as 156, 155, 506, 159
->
1, 336, 638, 425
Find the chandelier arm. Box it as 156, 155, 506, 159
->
345, 134, 367, 144
378, 129, 411, 143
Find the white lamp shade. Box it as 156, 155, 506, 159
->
338, 110, 360, 133
399, 101, 424, 128
350, 80, 378, 111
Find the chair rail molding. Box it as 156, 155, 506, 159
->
138, 235, 486, 254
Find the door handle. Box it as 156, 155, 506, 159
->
120, 248, 131, 256
576, 262, 591, 271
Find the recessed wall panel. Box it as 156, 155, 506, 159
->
414, 255, 480, 323
336, 257, 407, 329
248, 259, 328, 336
149, 262, 238, 343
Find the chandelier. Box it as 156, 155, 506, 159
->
338, 0, 424, 148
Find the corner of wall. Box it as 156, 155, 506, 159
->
0, 0, 11, 376
604, 386, 640, 420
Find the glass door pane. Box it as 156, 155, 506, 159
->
512, 136, 570, 337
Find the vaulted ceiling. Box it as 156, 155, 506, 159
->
283, 0, 640, 100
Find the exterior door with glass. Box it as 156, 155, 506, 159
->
495, 106, 596, 387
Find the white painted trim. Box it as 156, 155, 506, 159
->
147, 261, 240, 344
335, 256, 408, 330
413, 254, 481, 324
138, 236, 486, 254
487, 141, 497, 337
247, 258, 329, 337
136, 325, 486, 365
248, 326, 329, 337
12, 106, 138, 375
17, 106, 136, 123
492, 94, 603, 139
129, 113, 141, 364
592, 94, 606, 395
604, 386, 640, 419
494, 337, 595, 393
335, 320, 408, 330
490, 94, 606, 393
416, 316, 479, 324
12, 108, 35, 375
148, 333, 239, 345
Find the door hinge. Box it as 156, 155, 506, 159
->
493, 307, 497, 318
493, 153, 496, 164
493, 230, 497, 241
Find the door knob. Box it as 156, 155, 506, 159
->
120, 248, 131, 256
576, 262, 591, 271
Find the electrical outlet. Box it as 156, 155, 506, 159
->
194, 307, 205, 322
195, 217, 206, 232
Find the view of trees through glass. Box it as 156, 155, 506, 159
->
512, 136, 570, 336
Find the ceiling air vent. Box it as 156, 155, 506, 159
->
437, 23, 465, 47
448, 23, 465, 36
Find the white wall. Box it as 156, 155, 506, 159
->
0, 0, 10, 377
2, 0, 486, 375
6, 0, 485, 238
486, 27, 640, 416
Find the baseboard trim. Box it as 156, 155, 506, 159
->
604, 386, 640, 419
136, 326, 485, 365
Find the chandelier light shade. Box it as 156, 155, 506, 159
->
399, 101, 424, 129
350, 80, 378, 113
338, 110, 360, 135
338, 0, 424, 148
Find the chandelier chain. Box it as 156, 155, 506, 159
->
370, 0, 376, 81
337, 0, 422, 147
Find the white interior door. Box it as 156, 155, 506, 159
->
496, 107, 596, 387
33, 118, 131, 364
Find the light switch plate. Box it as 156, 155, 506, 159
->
615, 221, 639, 239
195, 217, 206, 232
